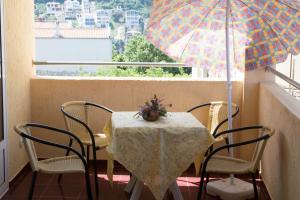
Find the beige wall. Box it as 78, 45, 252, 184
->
4, 0, 34, 180
30, 78, 243, 158
238, 69, 274, 160
259, 83, 300, 200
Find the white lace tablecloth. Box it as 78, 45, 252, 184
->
104, 112, 214, 200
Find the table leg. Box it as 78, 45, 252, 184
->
129, 179, 143, 200
126, 178, 183, 200
124, 175, 137, 193
170, 181, 184, 200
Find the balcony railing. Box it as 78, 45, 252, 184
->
32, 60, 245, 80
33, 60, 194, 78
33, 61, 186, 67
266, 66, 300, 99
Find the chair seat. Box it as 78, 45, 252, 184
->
81, 133, 108, 148
206, 155, 253, 174
38, 155, 85, 173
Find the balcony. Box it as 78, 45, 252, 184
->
1, 1, 300, 200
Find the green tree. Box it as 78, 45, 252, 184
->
113, 39, 125, 54
112, 12, 124, 23
35, 3, 47, 17
123, 35, 174, 63
114, 35, 191, 75
72, 20, 80, 28
44, 14, 57, 22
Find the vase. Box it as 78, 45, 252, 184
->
142, 111, 160, 121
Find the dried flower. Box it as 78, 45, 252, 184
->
135, 94, 172, 121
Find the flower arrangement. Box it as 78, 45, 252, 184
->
136, 94, 172, 121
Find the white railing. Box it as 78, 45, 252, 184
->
33, 61, 186, 67
32, 60, 243, 79
266, 66, 300, 90
33, 60, 205, 78
266, 66, 300, 98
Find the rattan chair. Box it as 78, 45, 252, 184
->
60, 101, 113, 195
197, 126, 274, 200
187, 101, 239, 144
14, 123, 93, 200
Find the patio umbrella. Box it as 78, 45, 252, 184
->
147, 0, 300, 197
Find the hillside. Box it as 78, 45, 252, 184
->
35, 0, 152, 6
35, 0, 153, 18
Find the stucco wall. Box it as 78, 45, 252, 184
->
259, 83, 300, 200
239, 69, 274, 160
30, 78, 243, 158
4, 0, 34, 180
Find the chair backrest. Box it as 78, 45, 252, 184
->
61, 101, 90, 141
14, 124, 39, 171
249, 127, 274, 172
207, 101, 238, 135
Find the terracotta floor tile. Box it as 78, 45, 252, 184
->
41, 186, 83, 198
2, 163, 271, 200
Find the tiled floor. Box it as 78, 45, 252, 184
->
2, 163, 270, 200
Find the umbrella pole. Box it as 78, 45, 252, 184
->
206, 1, 259, 199
225, 0, 235, 185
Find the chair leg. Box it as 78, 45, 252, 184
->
208, 145, 213, 154
86, 145, 90, 162
225, 138, 230, 153
197, 169, 206, 200
28, 171, 37, 200
58, 138, 73, 183
85, 171, 93, 200
205, 173, 210, 185
92, 146, 99, 196
252, 173, 259, 200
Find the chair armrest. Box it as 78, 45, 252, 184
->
209, 133, 270, 158
24, 123, 86, 157
186, 103, 211, 112
214, 125, 263, 138
61, 106, 96, 148
201, 128, 271, 175
19, 131, 88, 170
86, 102, 114, 113
212, 106, 240, 136
187, 102, 240, 137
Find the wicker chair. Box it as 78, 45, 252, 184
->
187, 101, 239, 144
197, 126, 274, 200
14, 123, 93, 200
60, 101, 113, 195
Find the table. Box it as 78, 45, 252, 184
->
104, 112, 214, 200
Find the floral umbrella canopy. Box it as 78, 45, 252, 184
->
147, 0, 300, 193
147, 0, 300, 75
147, 0, 300, 157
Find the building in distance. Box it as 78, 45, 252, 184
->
35, 22, 112, 75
